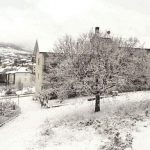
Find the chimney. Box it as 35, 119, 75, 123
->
95, 27, 99, 34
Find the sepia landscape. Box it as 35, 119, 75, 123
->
1, 0, 150, 150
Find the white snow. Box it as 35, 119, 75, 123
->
0, 96, 51, 150
0, 68, 5, 73
6, 67, 32, 74
0, 91, 150, 150
133, 121, 150, 150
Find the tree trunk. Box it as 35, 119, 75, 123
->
95, 94, 100, 112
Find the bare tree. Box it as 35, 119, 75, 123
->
43, 28, 148, 112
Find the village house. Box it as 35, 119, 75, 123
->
0, 67, 33, 89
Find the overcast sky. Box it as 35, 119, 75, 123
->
0, 0, 150, 50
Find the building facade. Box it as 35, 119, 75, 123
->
35, 50, 45, 92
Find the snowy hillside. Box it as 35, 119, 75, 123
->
0, 43, 31, 58
0, 47, 30, 56
0, 43, 32, 65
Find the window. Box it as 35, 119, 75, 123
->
38, 58, 40, 65
51, 63, 57, 68
43, 65, 46, 72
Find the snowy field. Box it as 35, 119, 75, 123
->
0, 91, 150, 150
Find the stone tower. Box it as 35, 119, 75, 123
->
32, 40, 39, 63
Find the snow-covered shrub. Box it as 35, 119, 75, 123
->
57, 82, 78, 100
0, 101, 20, 124
125, 133, 133, 149
37, 88, 58, 101
100, 132, 133, 150
40, 119, 54, 137
41, 128, 54, 136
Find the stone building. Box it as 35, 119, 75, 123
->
34, 41, 65, 93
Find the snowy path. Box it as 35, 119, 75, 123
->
0, 96, 52, 150
1, 91, 150, 150
0, 96, 101, 150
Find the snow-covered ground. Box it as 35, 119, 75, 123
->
0, 87, 35, 97
0, 91, 150, 150
0, 96, 52, 150
133, 121, 150, 150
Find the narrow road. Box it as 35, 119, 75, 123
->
0, 96, 51, 150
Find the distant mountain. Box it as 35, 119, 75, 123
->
0, 42, 31, 53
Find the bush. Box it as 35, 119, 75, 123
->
5, 89, 17, 96
100, 132, 133, 150
57, 86, 78, 100
0, 101, 20, 125
37, 88, 58, 101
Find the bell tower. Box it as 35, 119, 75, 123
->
32, 40, 39, 63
